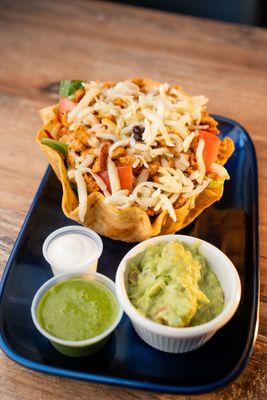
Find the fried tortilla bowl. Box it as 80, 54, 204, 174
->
36, 78, 234, 242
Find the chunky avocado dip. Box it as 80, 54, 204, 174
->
127, 241, 224, 327
37, 278, 118, 341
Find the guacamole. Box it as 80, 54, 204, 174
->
127, 241, 224, 327
37, 278, 118, 341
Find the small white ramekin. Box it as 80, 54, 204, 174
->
115, 234, 241, 353
42, 226, 103, 276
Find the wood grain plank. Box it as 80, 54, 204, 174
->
0, 0, 266, 399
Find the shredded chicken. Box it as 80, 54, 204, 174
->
114, 98, 127, 107
217, 137, 234, 163
167, 158, 174, 168
184, 138, 199, 174
59, 133, 87, 152
74, 88, 85, 102
201, 112, 219, 134
57, 126, 70, 139
148, 158, 160, 175
173, 196, 187, 209
59, 112, 68, 127
84, 173, 100, 193
147, 208, 156, 216
116, 155, 136, 166
92, 143, 109, 173
73, 126, 90, 146
112, 146, 127, 159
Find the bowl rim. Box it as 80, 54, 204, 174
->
31, 271, 123, 347
115, 234, 241, 338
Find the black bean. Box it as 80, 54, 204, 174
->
133, 125, 141, 134
133, 125, 145, 141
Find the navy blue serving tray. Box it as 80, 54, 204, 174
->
0, 116, 259, 394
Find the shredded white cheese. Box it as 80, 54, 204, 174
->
78, 154, 94, 169
74, 170, 88, 222
105, 190, 131, 209
183, 179, 211, 198
209, 162, 230, 179
68, 86, 100, 123
183, 131, 197, 152
135, 169, 149, 186
89, 170, 110, 197
109, 139, 130, 158
159, 194, 177, 221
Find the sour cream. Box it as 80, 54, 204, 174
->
43, 227, 103, 276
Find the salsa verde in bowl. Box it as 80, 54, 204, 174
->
115, 235, 241, 353
31, 272, 123, 357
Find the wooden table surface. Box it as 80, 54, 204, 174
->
0, 0, 266, 398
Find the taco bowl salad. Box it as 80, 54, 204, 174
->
37, 78, 234, 242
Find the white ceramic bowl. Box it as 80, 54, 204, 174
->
115, 234, 241, 353
31, 272, 123, 357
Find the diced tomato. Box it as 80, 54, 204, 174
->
117, 165, 134, 192
58, 98, 75, 120
198, 130, 221, 169
98, 170, 111, 192
99, 165, 134, 193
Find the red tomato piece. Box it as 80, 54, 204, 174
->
98, 170, 111, 193
99, 165, 134, 193
198, 130, 221, 169
117, 165, 134, 192
58, 98, 75, 120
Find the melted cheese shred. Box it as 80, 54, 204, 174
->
74, 170, 88, 222
209, 162, 230, 179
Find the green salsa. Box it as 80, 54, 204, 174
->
37, 278, 118, 341
127, 241, 224, 327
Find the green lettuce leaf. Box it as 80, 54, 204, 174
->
59, 80, 83, 97
41, 138, 68, 157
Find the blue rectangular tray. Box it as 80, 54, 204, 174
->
0, 116, 259, 394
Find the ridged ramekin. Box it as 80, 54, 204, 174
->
115, 234, 241, 353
